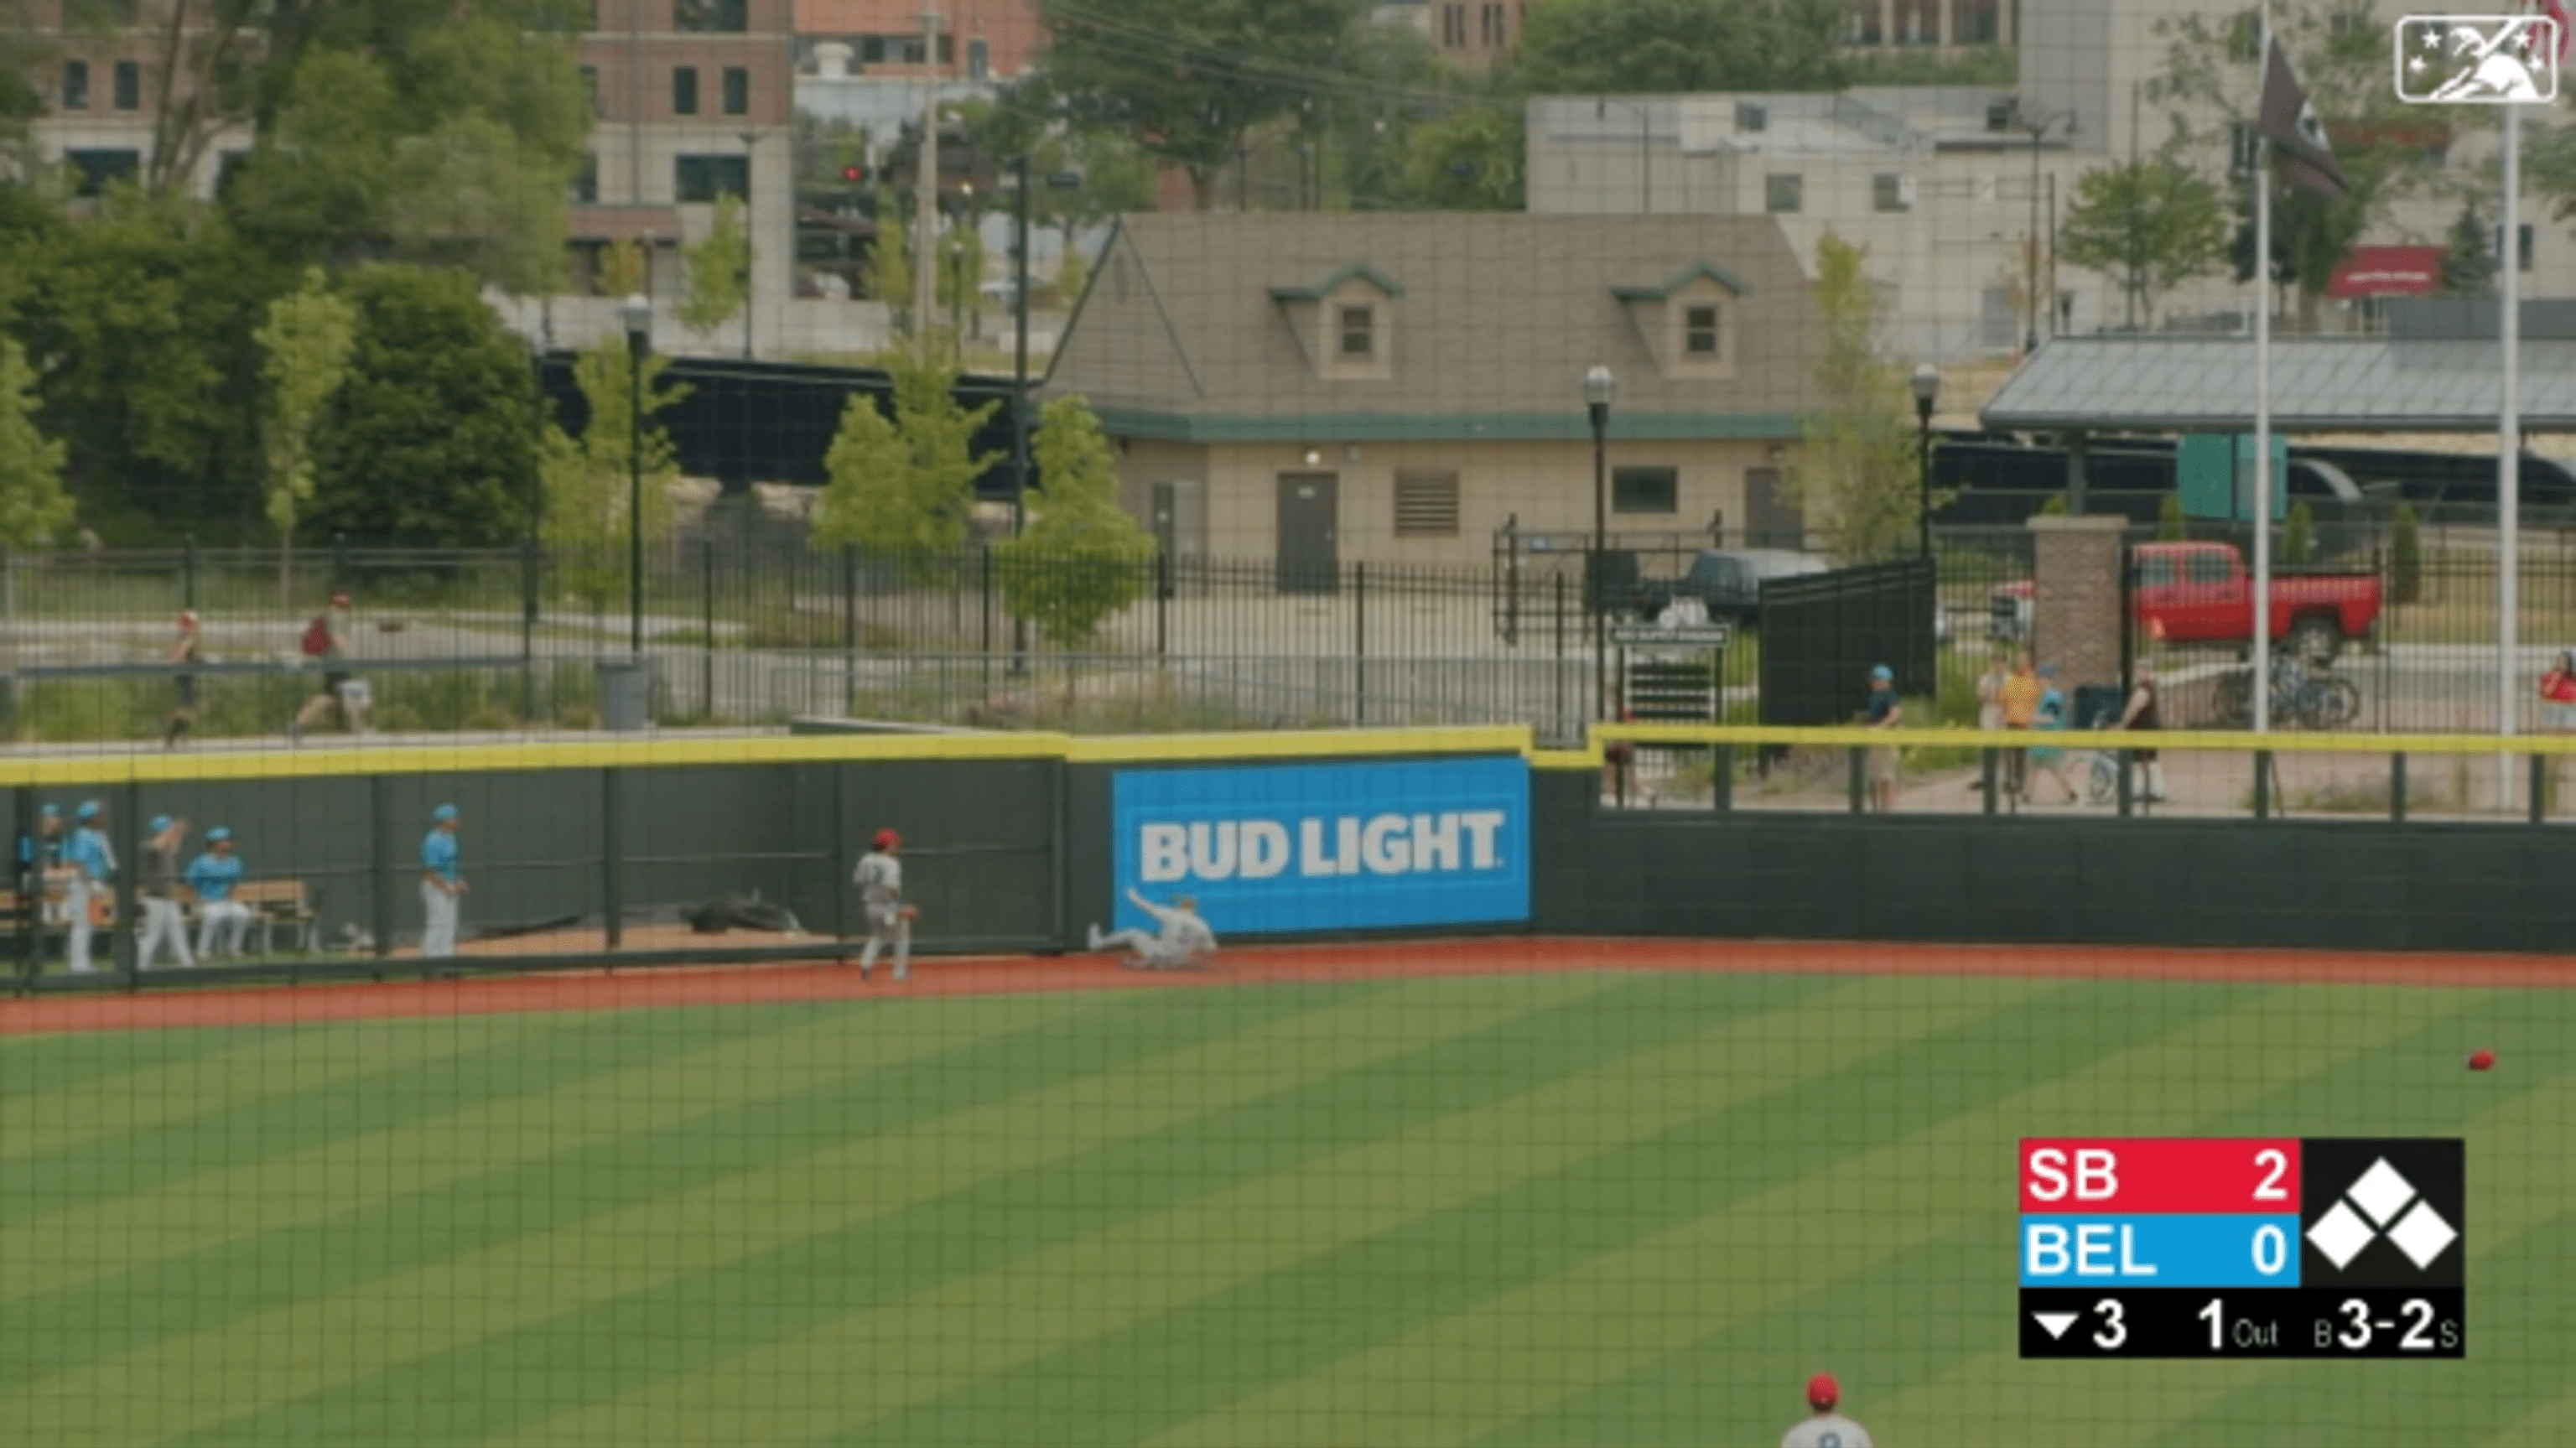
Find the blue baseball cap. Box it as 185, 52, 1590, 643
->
75, 801, 99, 822
433, 804, 459, 823
148, 816, 171, 833
1871, 665, 1893, 682
207, 827, 231, 843
39, 804, 56, 819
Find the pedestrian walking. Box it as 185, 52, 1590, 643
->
165, 610, 200, 750
1970, 654, 2007, 795
852, 828, 917, 982
136, 815, 196, 972
1999, 650, 2044, 802
292, 593, 371, 740
1780, 1372, 1875, 1447
2538, 649, 2576, 730
2120, 662, 2168, 802
420, 804, 465, 959
186, 827, 254, 959
1085, 888, 1219, 971
62, 800, 116, 975
2028, 663, 2080, 804
1862, 664, 1903, 813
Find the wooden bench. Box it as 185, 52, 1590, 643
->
216, 879, 319, 955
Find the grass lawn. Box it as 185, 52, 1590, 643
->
0, 968, 2564, 1446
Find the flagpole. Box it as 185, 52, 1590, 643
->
2251, 3, 2275, 736
2499, 91, 2524, 809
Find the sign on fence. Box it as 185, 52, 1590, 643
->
1607, 621, 1735, 648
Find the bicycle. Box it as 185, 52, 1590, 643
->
2084, 719, 2123, 806
2211, 656, 2360, 730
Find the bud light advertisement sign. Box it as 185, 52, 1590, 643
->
1109, 757, 1531, 936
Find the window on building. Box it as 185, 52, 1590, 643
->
580, 65, 601, 117
1955, 0, 1999, 42
1612, 466, 1680, 515
1441, 3, 1466, 46
216, 150, 252, 198
1480, 3, 1504, 44
1338, 305, 1374, 358
1873, 174, 1911, 212
61, 60, 87, 110
65, 148, 140, 198
675, 153, 750, 203
1765, 173, 1803, 214
2500, 222, 2537, 272
2226, 8, 2260, 61
937, 34, 953, 64
967, 38, 989, 80
1683, 305, 1721, 356
1394, 472, 1461, 537
573, 153, 599, 204
112, 60, 139, 112
722, 66, 749, 115
674, 0, 747, 33
673, 66, 699, 117
1846, 0, 1883, 44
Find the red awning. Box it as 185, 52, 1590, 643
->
2327, 245, 2444, 298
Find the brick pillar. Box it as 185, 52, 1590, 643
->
2028, 514, 2126, 699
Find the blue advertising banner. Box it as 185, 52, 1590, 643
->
1109, 757, 1531, 937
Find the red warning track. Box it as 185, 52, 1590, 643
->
0, 938, 2563, 1037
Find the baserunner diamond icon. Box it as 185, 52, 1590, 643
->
2309, 1200, 2377, 1268
2347, 1157, 2418, 1226
2388, 1199, 2460, 1268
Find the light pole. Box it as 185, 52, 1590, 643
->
948, 236, 964, 361
1584, 363, 1617, 722
2021, 110, 2077, 352
736, 128, 759, 361
620, 293, 651, 656
1910, 363, 1940, 558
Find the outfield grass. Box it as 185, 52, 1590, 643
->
0, 968, 2567, 1447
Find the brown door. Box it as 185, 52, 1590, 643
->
1275, 473, 1340, 594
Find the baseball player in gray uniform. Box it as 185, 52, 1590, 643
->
1086, 888, 1218, 971
853, 828, 915, 981
1781, 1373, 1874, 1448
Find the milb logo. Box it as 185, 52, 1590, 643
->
2301, 1139, 2465, 1286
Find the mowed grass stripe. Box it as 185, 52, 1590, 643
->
839, 978, 2196, 1448
0, 1015, 584, 1165
5, 975, 1609, 1448
0, 1022, 337, 1114
1156, 984, 2481, 1448
1467, 983, 2517, 1448
157, 972, 1802, 1448
487, 973, 2059, 1448
0, 996, 1098, 1319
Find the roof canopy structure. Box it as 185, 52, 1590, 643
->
1979, 336, 2575, 433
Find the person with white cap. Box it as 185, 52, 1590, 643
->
1781, 1371, 1874, 1447
136, 814, 195, 971
420, 804, 465, 958
852, 828, 916, 982
185, 827, 253, 959
165, 609, 200, 750
61, 800, 117, 974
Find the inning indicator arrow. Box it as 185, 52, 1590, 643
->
2033, 1311, 2081, 1340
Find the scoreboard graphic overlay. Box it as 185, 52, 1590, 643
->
2018, 1138, 2465, 1358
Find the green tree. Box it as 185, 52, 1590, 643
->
812, 345, 1002, 565
2158, 492, 2189, 542
865, 197, 914, 326
2057, 159, 2231, 329
1788, 233, 1934, 566
304, 265, 543, 547
2391, 501, 2423, 605
598, 238, 650, 299
1402, 103, 1527, 211
1035, 0, 1368, 210
995, 397, 1156, 650
2439, 198, 2498, 298
254, 267, 360, 602
2283, 500, 2314, 566
0, 339, 75, 549
1511, 0, 1849, 94
678, 193, 752, 340
1055, 242, 1091, 309
538, 336, 691, 608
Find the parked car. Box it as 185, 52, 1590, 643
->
1630, 548, 1829, 625
1989, 540, 2381, 659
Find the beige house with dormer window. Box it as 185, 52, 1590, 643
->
1041, 214, 1825, 577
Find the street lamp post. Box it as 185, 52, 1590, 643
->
1583, 364, 1617, 722
948, 236, 965, 361
2021, 110, 2077, 352
737, 129, 759, 361
620, 293, 652, 656
1910, 363, 1940, 558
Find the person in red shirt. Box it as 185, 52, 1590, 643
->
2539, 649, 2576, 730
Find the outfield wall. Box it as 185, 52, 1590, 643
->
6, 724, 2573, 989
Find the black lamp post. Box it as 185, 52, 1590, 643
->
2021, 110, 2078, 353
948, 236, 965, 361
737, 128, 760, 361
620, 293, 652, 656
1584, 363, 1617, 721
1910, 362, 1940, 558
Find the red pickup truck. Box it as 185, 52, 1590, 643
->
1991, 541, 2382, 658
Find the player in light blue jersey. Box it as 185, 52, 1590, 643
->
421, 805, 465, 959
186, 827, 253, 958
62, 800, 117, 974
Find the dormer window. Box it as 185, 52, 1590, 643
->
1684, 305, 1721, 356
1613, 260, 1750, 381
1340, 305, 1375, 358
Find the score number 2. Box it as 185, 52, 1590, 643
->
2253, 1147, 2290, 1201
2338, 1299, 2444, 1352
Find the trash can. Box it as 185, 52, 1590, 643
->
595, 657, 648, 733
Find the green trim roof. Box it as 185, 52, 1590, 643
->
1266, 261, 1408, 303
1610, 260, 1756, 302
1085, 407, 1805, 444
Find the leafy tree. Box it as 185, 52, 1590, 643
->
2158, 492, 2189, 542
1035, 0, 1368, 210
2391, 501, 2423, 605
254, 267, 359, 601
2440, 198, 2498, 298
812, 345, 1001, 566
2283, 500, 2314, 566
678, 194, 752, 339
1511, 0, 1849, 95
2058, 159, 2231, 329
598, 239, 650, 299
0, 339, 75, 549
995, 397, 1156, 650
304, 265, 543, 547
538, 336, 690, 608
1056, 242, 1091, 309
865, 196, 915, 326
1403, 103, 1527, 211
1787, 233, 1936, 566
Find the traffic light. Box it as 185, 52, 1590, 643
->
842, 164, 868, 184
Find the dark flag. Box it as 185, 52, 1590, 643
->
2261, 38, 2349, 200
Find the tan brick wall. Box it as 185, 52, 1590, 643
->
2028, 515, 2126, 698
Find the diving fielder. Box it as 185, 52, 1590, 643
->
1086, 888, 1218, 972
853, 828, 915, 982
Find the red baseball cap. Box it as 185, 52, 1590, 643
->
875, 828, 900, 851
1807, 1373, 1840, 1411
